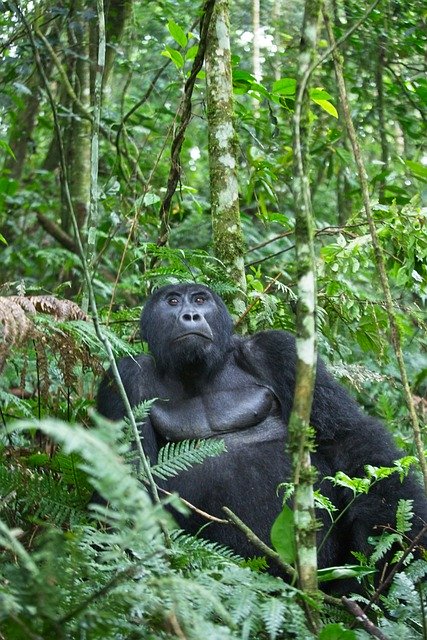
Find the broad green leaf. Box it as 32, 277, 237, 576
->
272, 77, 296, 96
167, 20, 187, 48
405, 160, 427, 180
185, 44, 198, 61
233, 69, 256, 82
161, 46, 184, 69
317, 564, 376, 583
312, 98, 338, 118
143, 192, 161, 206
270, 504, 296, 564
0, 232, 7, 245
310, 87, 333, 101
318, 623, 357, 639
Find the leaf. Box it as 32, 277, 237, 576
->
310, 88, 334, 101
318, 623, 357, 639
152, 439, 226, 480
405, 159, 427, 181
143, 192, 160, 206
0, 140, 15, 159
270, 504, 296, 564
272, 77, 296, 96
0, 232, 7, 245
317, 564, 375, 583
161, 46, 184, 69
185, 44, 198, 61
167, 20, 187, 48
312, 98, 338, 118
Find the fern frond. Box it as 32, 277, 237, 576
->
170, 530, 243, 572
260, 598, 286, 640
370, 533, 402, 564
395, 499, 414, 534
152, 438, 226, 479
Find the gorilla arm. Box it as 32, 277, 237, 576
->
97, 355, 159, 464
241, 331, 427, 556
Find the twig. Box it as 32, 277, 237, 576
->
223, 506, 298, 580
158, 486, 228, 524
342, 597, 389, 640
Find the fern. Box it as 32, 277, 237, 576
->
260, 597, 287, 639
395, 498, 414, 534
152, 438, 226, 479
369, 532, 402, 564
0, 418, 320, 639
170, 530, 243, 571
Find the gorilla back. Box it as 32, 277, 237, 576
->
97, 283, 427, 591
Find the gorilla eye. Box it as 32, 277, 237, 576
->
194, 295, 206, 304
168, 297, 179, 306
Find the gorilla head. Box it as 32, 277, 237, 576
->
140, 283, 234, 378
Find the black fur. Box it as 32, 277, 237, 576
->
98, 283, 427, 592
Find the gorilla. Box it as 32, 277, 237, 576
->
98, 282, 427, 591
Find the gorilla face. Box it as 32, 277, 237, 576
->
140, 284, 234, 378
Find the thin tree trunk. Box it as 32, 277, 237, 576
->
288, 0, 322, 625
290, 0, 321, 600
206, 0, 246, 297
62, 0, 91, 236
375, 34, 388, 202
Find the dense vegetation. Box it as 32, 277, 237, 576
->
0, 0, 426, 638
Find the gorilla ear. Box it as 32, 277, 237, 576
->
140, 299, 154, 343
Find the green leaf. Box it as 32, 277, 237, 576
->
312, 98, 338, 118
318, 623, 357, 639
0, 232, 7, 245
185, 44, 198, 61
0, 140, 15, 159
270, 504, 296, 564
272, 77, 296, 96
142, 192, 161, 206
405, 160, 427, 181
161, 46, 184, 69
317, 564, 376, 583
167, 20, 187, 48
310, 87, 333, 101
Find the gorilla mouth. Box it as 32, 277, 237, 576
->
174, 332, 212, 341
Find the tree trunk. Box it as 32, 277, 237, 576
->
62, 0, 92, 236
288, 0, 321, 622
375, 34, 389, 202
205, 0, 246, 298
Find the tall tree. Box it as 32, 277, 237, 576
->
205, 0, 246, 298
288, 0, 322, 620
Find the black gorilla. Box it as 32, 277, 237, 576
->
98, 283, 427, 590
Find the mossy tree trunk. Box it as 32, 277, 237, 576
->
288, 0, 322, 620
62, 0, 91, 236
205, 0, 246, 298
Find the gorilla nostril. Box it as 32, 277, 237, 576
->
182, 312, 200, 322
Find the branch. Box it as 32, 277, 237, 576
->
342, 598, 389, 640
223, 506, 298, 581
36, 212, 77, 253
156, 0, 217, 247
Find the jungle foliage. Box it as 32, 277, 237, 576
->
0, 0, 426, 638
